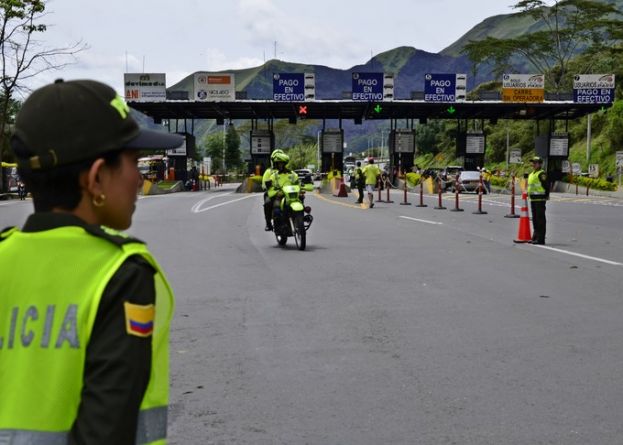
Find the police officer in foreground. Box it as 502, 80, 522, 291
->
527, 156, 549, 245
0, 79, 183, 444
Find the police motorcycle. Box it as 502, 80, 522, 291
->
272, 181, 314, 251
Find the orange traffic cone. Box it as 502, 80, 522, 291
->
513, 192, 532, 243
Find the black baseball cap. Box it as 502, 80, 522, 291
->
12, 79, 183, 170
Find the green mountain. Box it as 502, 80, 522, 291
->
164, 0, 622, 157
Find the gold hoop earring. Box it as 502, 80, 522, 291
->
92, 194, 107, 207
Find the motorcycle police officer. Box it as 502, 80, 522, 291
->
0, 79, 183, 444
262, 149, 286, 231
266, 151, 299, 225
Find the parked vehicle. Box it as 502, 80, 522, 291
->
441, 165, 463, 190
294, 169, 313, 184
451, 170, 486, 193
272, 183, 314, 250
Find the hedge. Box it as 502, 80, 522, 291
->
405, 173, 421, 186
563, 175, 618, 191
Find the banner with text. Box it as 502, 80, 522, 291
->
273, 73, 304, 101
194, 72, 235, 102
573, 74, 615, 104
424, 74, 466, 102
352, 72, 383, 101
502, 74, 545, 103
124, 73, 166, 102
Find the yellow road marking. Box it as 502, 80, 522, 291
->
311, 193, 365, 209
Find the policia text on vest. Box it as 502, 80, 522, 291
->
0, 304, 79, 349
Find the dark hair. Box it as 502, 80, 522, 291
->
14, 140, 124, 212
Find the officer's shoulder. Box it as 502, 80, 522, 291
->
84, 224, 146, 247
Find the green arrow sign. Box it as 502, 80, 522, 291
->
447, 106, 456, 114
374, 104, 382, 113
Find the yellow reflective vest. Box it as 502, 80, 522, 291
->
528, 169, 547, 201
362, 164, 381, 185
267, 170, 299, 198
0, 225, 174, 444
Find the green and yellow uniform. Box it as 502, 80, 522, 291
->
0, 213, 174, 444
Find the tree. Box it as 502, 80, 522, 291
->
201, 132, 224, 172
284, 143, 316, 170
0, 0, 85, 190
224, 123, 241, 171
462, 0, 623, 92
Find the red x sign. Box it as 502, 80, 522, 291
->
298, 105, 308, 115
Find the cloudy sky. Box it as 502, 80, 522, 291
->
26, 0, 517, 95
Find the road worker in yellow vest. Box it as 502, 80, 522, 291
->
362, 157, 381, 208
0, 79, 183, 444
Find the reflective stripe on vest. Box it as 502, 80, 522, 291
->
0, 407, 166, 445
0, 226, 173, 444
528, 170, 546, 201
136, 406, 168, 444
0, 430, 67, 445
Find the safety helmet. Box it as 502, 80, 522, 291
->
530, 156, 543, 163
271, 150, 289, 164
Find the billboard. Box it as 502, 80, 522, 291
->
502, 74, 545, 103
549, 133, 569, 157
392, 129, 416, 153
194, 73, 235, 102
273, 73, 305, 101
321, 129, 344, 153
465, 133, 485, 154
573, 74, 615, 104
124, 73, 166, 102
424, 74, 466, 102
250, 130, 273, 155
352, 73, 383, 101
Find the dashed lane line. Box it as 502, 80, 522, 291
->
398, 216, 443, 225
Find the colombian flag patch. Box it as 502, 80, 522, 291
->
124, 302, 155, 337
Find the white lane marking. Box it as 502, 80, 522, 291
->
399, 216, 443, 225
532, 245, 623, 267
190, 192, 234, 212
192, 194, 258, 213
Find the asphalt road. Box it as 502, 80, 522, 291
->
1, 187, 622, 444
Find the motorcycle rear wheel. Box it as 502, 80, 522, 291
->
293, 213, 306, 251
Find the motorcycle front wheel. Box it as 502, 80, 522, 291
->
293, 213, 306, 251
275, 232, 288, 246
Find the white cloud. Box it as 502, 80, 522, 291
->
236, 0, 365, 68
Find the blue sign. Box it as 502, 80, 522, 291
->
424, 73, 457, 102
352, 72, 383, 101
573, 88, 614, 104
273, 73, 305, 101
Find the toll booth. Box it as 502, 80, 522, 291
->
250, 129, 274, 175
321, 129, 344, 172
457, 131, 485, 170
166, 133, 195, 183
389, 129, 416, 177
